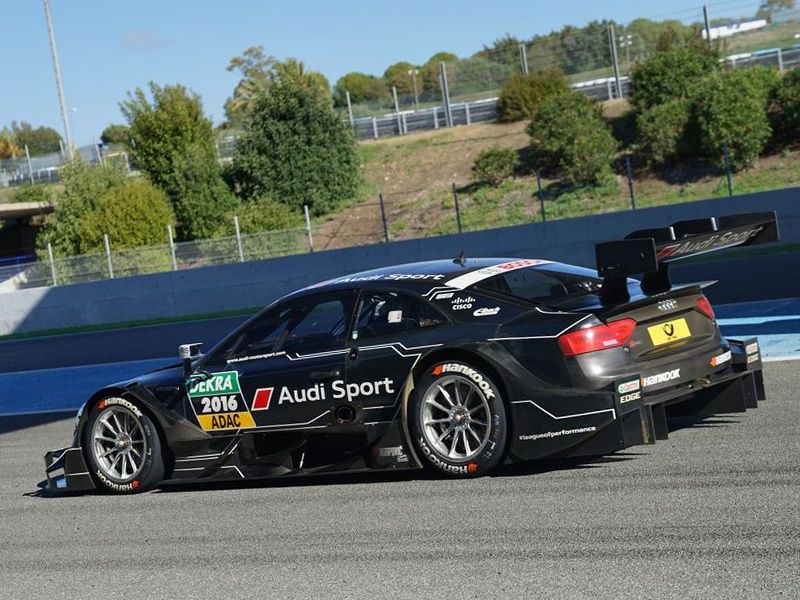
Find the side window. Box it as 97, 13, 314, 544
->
282, 296, 354, 353
209, 305, 294, 363
355, 292, 445, 340
207, 292, 357, 363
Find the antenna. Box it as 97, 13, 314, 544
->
453, 251, 466, 266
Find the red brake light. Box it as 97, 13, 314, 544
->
696, 297, 715, 320
558, 319, 637, 357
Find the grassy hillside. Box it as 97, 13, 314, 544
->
311, 100, 800, 250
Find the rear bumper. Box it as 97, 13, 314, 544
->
609, 336, 765, 450
43, 447, 96, 494
508, 337, 765, 461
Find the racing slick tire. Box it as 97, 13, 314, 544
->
83, 397, 165, 494
409, 361, 507, 477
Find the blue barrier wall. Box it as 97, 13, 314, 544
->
1, 188, 797, 335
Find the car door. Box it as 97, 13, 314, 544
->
345, 290, 448, 425
194, 291, 358, 435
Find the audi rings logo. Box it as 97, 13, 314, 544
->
657, 299, 677, 311
662, 323, 675, 336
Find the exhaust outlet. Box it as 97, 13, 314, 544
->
334, 404, 358, 424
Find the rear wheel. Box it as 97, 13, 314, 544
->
83, 397, 164, 493
409, 361, 507, 477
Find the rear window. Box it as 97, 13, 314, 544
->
477, 265, 601, 302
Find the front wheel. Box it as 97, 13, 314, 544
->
83, 396, 165, 493
409, 361, 507, 477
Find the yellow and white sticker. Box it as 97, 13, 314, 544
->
647, 318, 691, 347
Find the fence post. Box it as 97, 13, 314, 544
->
345, 90, 355, 127
778, 48, 784, 72
167, 225, 177, 270
401, 112, 408, 135
703, 5, 712, 45
722, 144, 733, 197
519, 42, 530, 74
378, 193, 389, 243
439, 62, 453, 128
608, 25, 623, 99
433, 107, 439, 130
123, 152, 131, 174
92, 137, 104, 166
372, 117, 378, 140
304, 205, 314, 252
452, 183, 463, 233
536, 169, 546, 223
392, 86, 403, 135
625, 155, 636, 209
58, 138, 65, 160
606, 79, 613, 100
47, 242, 58, 286
24, 144, 34, 184
465, 103, 471, 126
103, 234, 114, 278
233, 216, 245, 262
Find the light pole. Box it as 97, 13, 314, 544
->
619, 34, 634, 70
43, 0, 74, 158
408, 68, 419, 110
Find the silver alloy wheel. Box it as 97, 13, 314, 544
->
421, 374, 491, 462
91, 405, 147, 481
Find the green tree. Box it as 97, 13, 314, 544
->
497, 70, 569, 122
100, 124, 130, 145
694, 69, 773, 171
231, 77, 361, 215
636, 99, 694, 165
36, 157, 128, 257
420, 52, 459, 91
629, 43, 719, 111
383, 61, 417, 95
527, 91, 617, 185
333, 72, 388, 107
78, 179, 175, 253
225, 47, 330, 124
120, 82, 237, 240
476, 34, 521, 64
9, 121, 62, 155
773, 68, 800, 139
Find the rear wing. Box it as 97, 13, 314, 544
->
595, 211, 779, 304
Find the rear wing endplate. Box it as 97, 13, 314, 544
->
595, 211, 779, 304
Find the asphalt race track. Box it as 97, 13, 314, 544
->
0, 362, 797, 599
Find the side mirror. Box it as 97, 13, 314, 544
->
178, 343, 203, 378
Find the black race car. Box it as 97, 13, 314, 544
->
44, 211, 777, 494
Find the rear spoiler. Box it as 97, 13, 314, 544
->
595, 211, 779, 304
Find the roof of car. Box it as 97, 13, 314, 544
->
290, 258, 557, 299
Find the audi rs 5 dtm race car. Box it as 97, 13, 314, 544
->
44, 211, 776, 493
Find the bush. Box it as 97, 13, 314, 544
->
694, 69, 772, 171
772, 68, 800, 140
78, 179, 175, 253
629, 44, 719, 112
10, 184, 54, 205
217, 195, 302, 235
636, 99, 693, 165
497, 70, 569, 122
471, 147, 518, 186
527, 91, 617, 185
232, 78, 361, 215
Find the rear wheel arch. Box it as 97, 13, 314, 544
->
412, 348, 511, 409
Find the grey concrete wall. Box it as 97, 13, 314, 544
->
2, 188, 798, 335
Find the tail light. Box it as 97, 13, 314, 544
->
696, 297, 715, 320
558, 319, 637, 357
